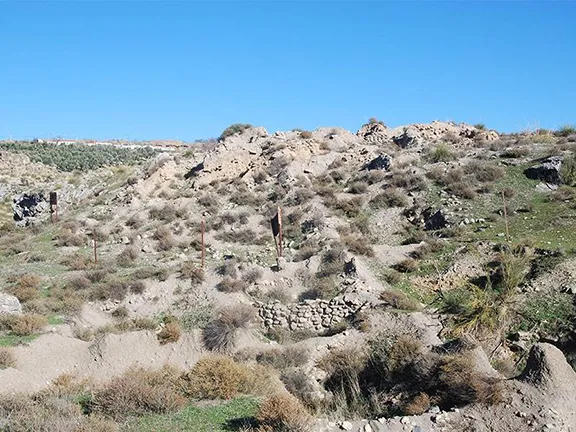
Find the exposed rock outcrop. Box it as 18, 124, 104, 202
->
524, 156, 563, 184
0, 293, 22, 315
12, 193, 49, 226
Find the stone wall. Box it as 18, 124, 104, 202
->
256, 294, 372, 332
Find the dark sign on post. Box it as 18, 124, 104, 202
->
49, 192, 58, 222
49, 192, 57, 205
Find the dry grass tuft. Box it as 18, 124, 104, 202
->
0, 347, 16, 369
157, 321, 182, 345
202, 305, 255, 352
256, 392, 312, 432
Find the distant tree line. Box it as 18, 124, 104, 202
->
0, 142, 159, 172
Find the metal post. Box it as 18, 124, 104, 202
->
201, 219, 205, 270
277, 206, 283, 258
501, 191, 510, 243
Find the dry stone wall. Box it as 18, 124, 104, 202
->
256, 294, 372, 332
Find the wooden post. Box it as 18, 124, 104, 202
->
277, 207, 283, 258
201, 219, 205, 270
502, 191, 510, 243
93, 230, 98, 264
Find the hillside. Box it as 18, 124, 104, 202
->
1, 120, 576, 432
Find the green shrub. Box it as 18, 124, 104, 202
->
0, 141, 157, 171
556, 125, 576, 137
560, 154, 576, 186
429, 143, 455, 163
219, 123, 253, 141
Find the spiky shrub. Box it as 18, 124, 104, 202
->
369, 188, 408, 208
216, 277, 247, 293
256, 393, 312, 432
202, 305, 255, 352
1, 314, 48, 336
556, 124, 576, 137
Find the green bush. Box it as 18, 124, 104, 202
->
429, 143, 456, 163
219, 123, 253, 141
0, 142, 158, 171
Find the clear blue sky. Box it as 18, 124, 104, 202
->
1, 1, 575, 141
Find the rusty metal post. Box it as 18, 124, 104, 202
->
201, 219, 205, 270
277, 206, 283, 258
501, 191, 510, 243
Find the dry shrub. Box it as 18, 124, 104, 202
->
448, 182, 477, 199
402, 392, 431, 415
202, 305, 255, 352
118, 246, 139, 267
67, 275, 92, 290
157, 321, 181, 345
111, 306, 129, 319
0, 347, 16, 369
300, 130, 313, 139
61, 253, 92, 270
348, 181, 369, 194
242, 267, 263, 284
389, 170, 427, 191
551, 185, 575, 201
341, 235, 374, 257
154, 226, 175, 251
179, 261, 205, 285
380, 290, 420, 311
0, 393, 115, 432
370, 188, 408, 209
394, 258, 419, 273
257, 392, 312, 432
328, 196, 364, 217
93, 366, 186, 420
256, 345, 310, 371
85, 268, 109, 283
129, 280, 146, 294
435, 354, 502, 408
469, 162, 505, 183
56, 229, 87, 247
182, 355, 273, 400
7, 274, 41, 302
293, 243, 322, 262
5, 314, 48, 336
216, 277, 247, 293
149, 203, 177, 222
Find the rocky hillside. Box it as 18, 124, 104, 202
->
0, 120, 575, 432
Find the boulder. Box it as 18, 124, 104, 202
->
12, 193, 49, 226
524, 156, 563, 184
519, 343, 576, 391
0, 293, 22, 315
392, 126, 423, 148
362, 154, 391, 171
356, 122, 389, 145
423, 208, 450, 231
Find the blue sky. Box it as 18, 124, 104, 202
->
1, 1, 575, 141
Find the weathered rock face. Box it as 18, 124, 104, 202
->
423, 208, 451, 231
256, 294, 372, 332
363, 154, 392, 171
392, 126, 423, 148
13, 193, 49, 226
0, 293, 22, 315
524, 156, 563, 184
519, 343, 576, 391
356, 122, 389, 146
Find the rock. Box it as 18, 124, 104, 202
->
12, 192, 49, 226
362, 154, 391, 171
393, 126, 422, 148
524, 156, 563, 184
339, 420, 353, 430
0, 293, 22, 314
423, 208, 450, 231
356, 121, 389, 145
363, 424, 373, 432
519, 343, 576, 391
